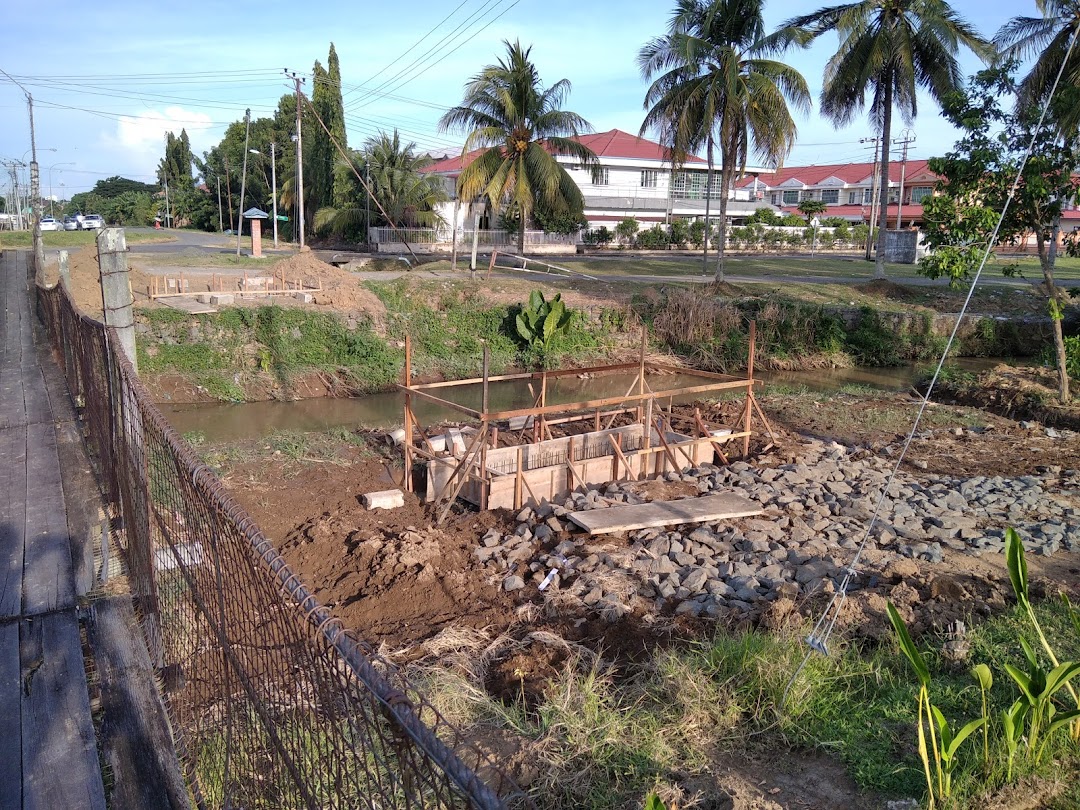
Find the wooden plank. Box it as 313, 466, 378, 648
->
0, 368, 27, 430
161, 298, 217, 315
567, 493, 762, 535
22, 423, 75, 616
0, 426, 27, 618
394, 385, 482, 418
0, 622, 22, 810
89, 597, 189, 810
21, 611, 107, 810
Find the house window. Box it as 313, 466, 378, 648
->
821, 189, 839, 204
782, 190, 799, 205
863, 188, 872, 204
801, 190, 815, 201
848, 191, 860, 204
592, 168, 609, 186
771, 192, 779, 205
640, 170, 658, 188
910, 186, 933, 202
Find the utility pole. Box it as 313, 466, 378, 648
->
894, 129, 916, 230
450, 195, 460, 270
236, 108, 252, 257
365, 163, 371, 244
27, 94, 45, 281
286, 69, 307, 249
223, 153, 234, 226
860, 137, 880, 261
270, 141, 279, 248
164, 175, 171, 228
216, 176, 223, 233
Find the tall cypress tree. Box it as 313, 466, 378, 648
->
310, 44, 350, 218
326, 44, 351, 207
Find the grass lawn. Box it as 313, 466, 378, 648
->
0, 230, 174, 249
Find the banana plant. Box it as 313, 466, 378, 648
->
1005, 528, 1080, 740
514, 290, 573, 353
1002, 636, 1080, 764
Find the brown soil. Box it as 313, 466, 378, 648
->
43, 246, 157, 317
266, 253, 388, 326
935, 363, 1080, 431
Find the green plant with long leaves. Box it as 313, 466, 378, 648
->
1005, 527, 1080, 740
972, 663, 993, 771
1001, 698, 1029, 781
438, 40, 600, 256
639, 0, 810, 282
1003, 637, 1080, 764
514, 291, 573, 354
888, 602, 984, 807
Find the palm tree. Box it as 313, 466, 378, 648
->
438, 40, 600, 255
640, 0, 811, 281
995, 2, 1080, 133
781, 1, 994, 278
313, 129, 448, 238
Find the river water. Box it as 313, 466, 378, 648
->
160, 358, 1008, 444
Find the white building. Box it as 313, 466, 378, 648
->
422, 129, 769, 231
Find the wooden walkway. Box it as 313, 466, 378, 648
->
1, 251, 107, 809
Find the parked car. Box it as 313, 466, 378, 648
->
63, 216, 79, 231
82, 214, 104, 230
39, 217, 61, 231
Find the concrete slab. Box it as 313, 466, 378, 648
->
362, 490, 405, 510
567, 493, 762, 535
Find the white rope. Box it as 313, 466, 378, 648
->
782, 21, 1080, 706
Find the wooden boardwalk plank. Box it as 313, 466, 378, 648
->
90, 597, 189, 810
22, 423, 75, 616
0, 367, 27, 430
0, 622, 23, 810
0, 426, 28, 618
567, 493, 763, 535
21, 612, 107, 810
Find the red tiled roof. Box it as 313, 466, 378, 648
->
739, 160, 936, 188
796, 202, 925, 221
422, 129, 704, 174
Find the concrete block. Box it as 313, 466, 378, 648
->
209, 294, 234, 306
294, 292, 314, 304
362, 489, 405, 510
196, 294, 212, 304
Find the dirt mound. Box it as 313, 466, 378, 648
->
43, 246, 156, 318
935, 364, 1080, 430
269, 253, 387, 322
854, 278, 916, 301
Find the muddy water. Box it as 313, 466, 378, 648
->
160, 359, 1009, 443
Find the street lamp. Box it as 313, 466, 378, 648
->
47, 162, 74, 218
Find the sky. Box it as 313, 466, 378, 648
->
1, 0, 1031, 203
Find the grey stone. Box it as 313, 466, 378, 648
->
503, 575, 526, 592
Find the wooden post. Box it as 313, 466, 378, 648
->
539, 370, 547, 445
637, 325, 646, 423
642, 395, 654, 479
486, 250, 497, 280
594, 408, 601, 432
480, 345, 489, 510
566, 436, 575, 491
469, 213, 481, 273
744, 320, 756, 457
514, 446, 523, 510
403, 335, 413, 492
490, 426, 499, 448
97, 229, 138, 372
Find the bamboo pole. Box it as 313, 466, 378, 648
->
514, 446, 523, 510
437, 424, 488, 525
608, 434, 633, 479
403, 335, 413, 492
642, 395, 654, 478
480, 346, 490, 511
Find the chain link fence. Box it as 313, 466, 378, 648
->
37, 272, 528, 810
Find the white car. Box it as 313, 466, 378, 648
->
82, 214, 104, 230
63, 216, 79, 231
39, 217, 62, 231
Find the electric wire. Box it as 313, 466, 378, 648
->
781, 16, 1080, 707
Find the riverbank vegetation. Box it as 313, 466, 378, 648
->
133, 274, 1069, 403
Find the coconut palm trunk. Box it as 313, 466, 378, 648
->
702, 136, 714, 275
519, 212, 526, 256
1036, 227, 1071, 402
874, 81, 892, 279
715, 154, 734, 283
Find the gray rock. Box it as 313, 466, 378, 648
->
503, 575, 526, 592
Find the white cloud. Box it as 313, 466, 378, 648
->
99, 106, 218, 178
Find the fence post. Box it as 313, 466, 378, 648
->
97, 228, 138, 373
469, 212, 481, 273
57, 250, 70, 287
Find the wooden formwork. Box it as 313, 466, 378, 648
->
399, 324, 776, 523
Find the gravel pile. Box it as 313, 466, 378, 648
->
472, 436, 1080, 621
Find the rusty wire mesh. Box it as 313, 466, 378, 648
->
37, 277, 529, 810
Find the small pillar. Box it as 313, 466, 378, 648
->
97, 228, 138, 373
58, 250, 70, 286
251, 219, 263, 257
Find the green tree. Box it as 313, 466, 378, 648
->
640, 0, 810, 281
781, 0, 994, 278
438, 40, 600, 255
917, 66, 1075, 402
158, 130, 194, 190
797, 198, 827, 220
106, 191, 156, 226
309, 44, 349, 222
995, 1, 1080, 134
616, 216, 640, 245
314, 129, 447, 239
746, 206, 782, 225
90, 176, 159, 198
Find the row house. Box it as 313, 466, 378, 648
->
736, 159, 939, 227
